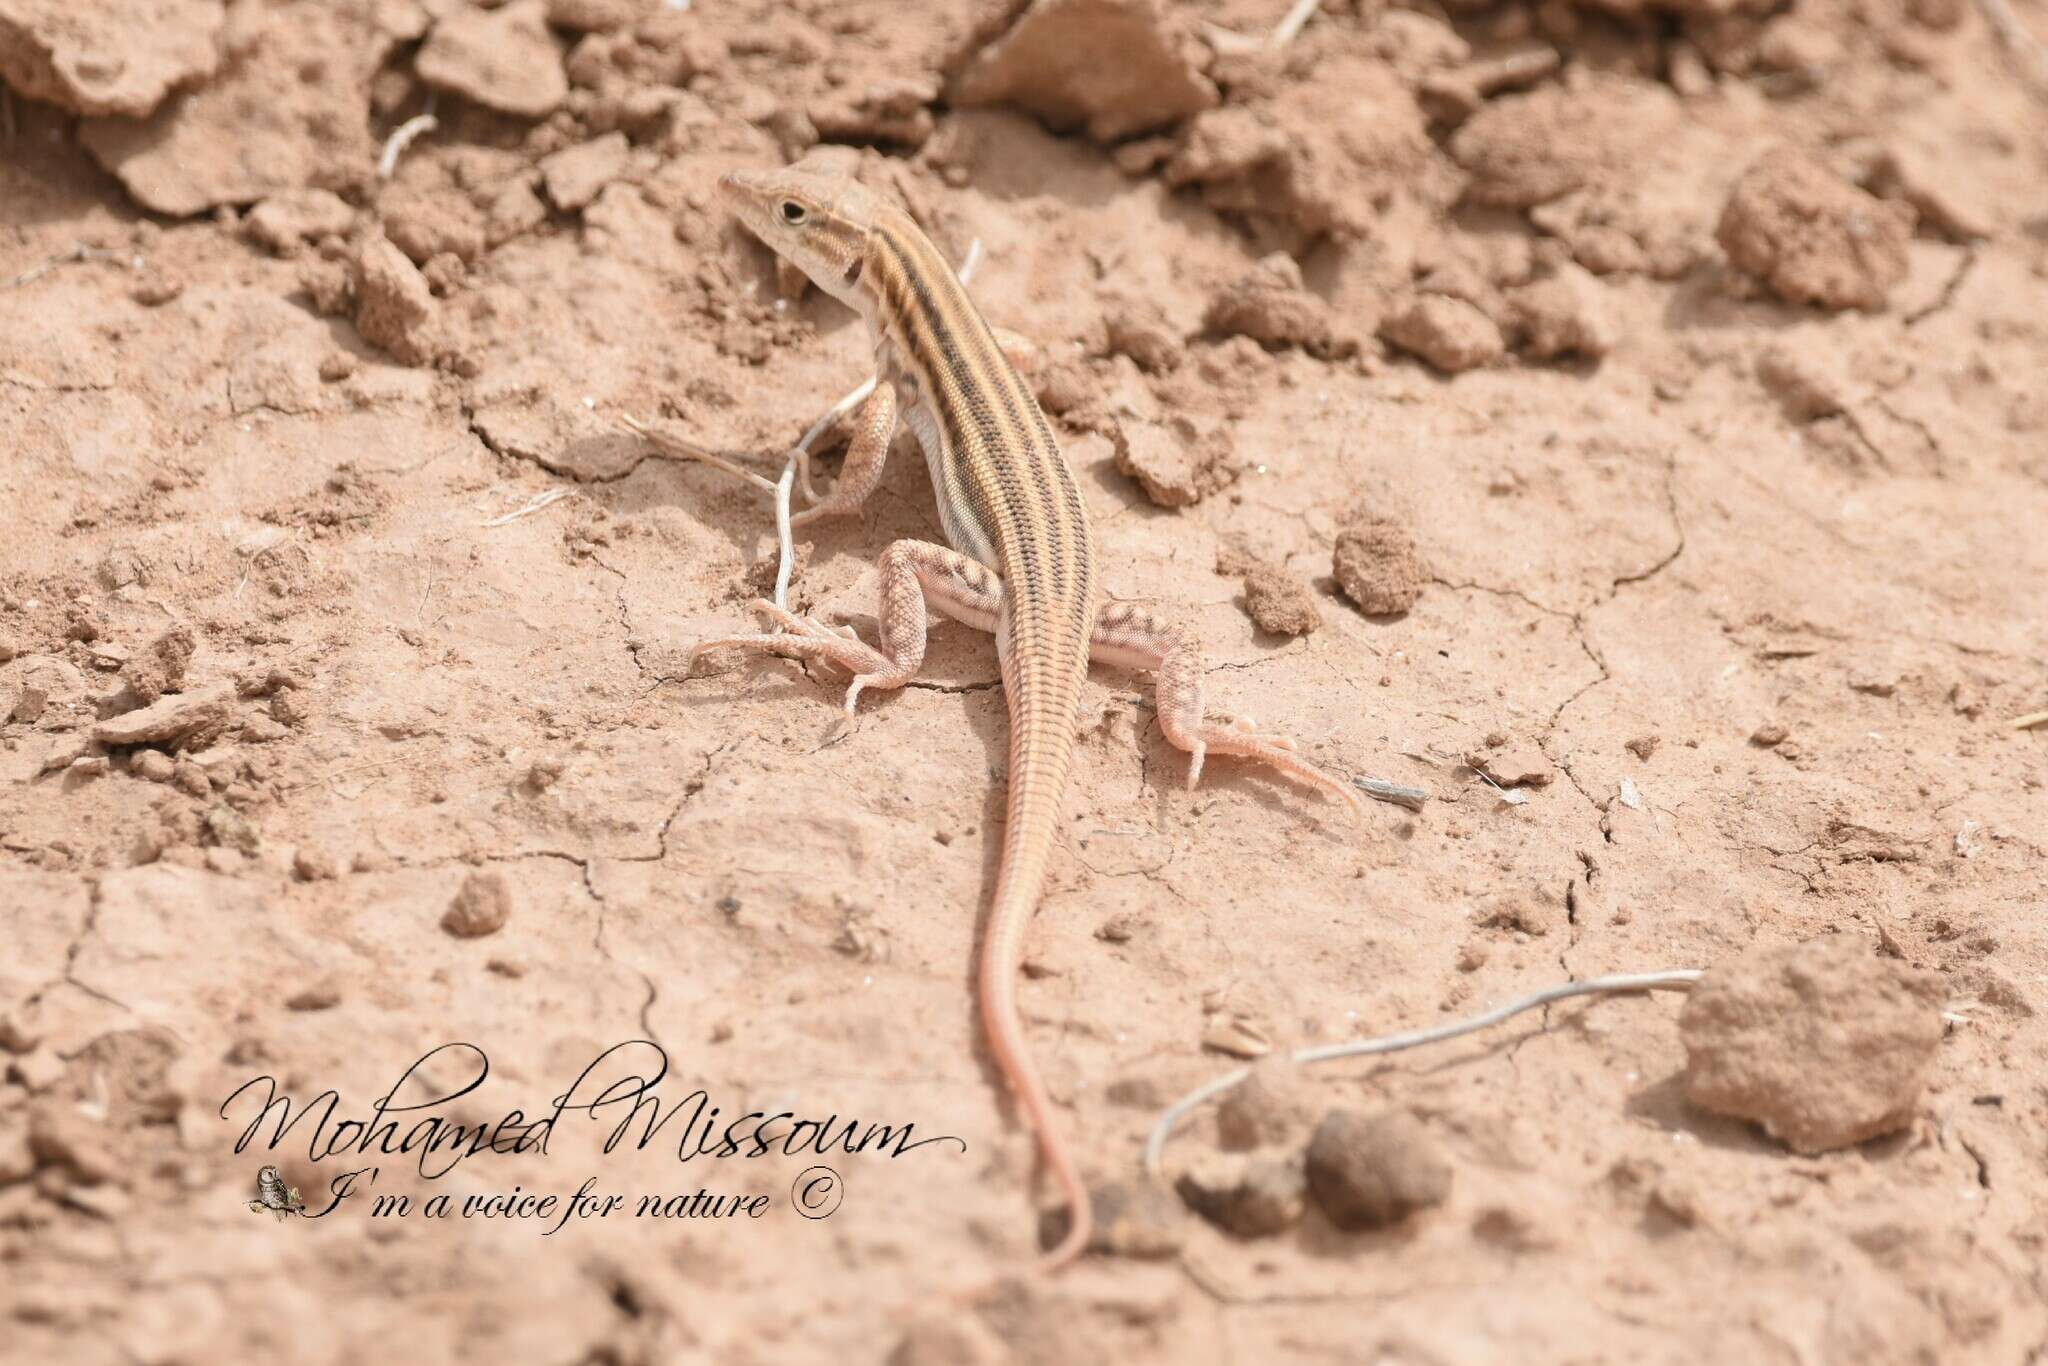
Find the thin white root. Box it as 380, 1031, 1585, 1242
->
5, 244, 124, 290
1270, 0, 1324, 47
378, 110, 440, 181
482, 487, 572, 526
1143, 969, 1703, 1176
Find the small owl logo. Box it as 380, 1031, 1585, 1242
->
247, 1165, 306, 1220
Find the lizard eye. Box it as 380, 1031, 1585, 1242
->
779, 200, 807, 225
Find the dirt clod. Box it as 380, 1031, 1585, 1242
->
1471, 745, 1554, 790
91, 685, 230, 749
1510, 264, 1617, 361
951, 0, 1218, 142
1680, 938, 1947, 1153
1305, 1109, 1452, 1230
443, 870, 514, 938
245, 190, 357, 256
540, 132, 631, 212
1717, 149, 1914, 311
1380, 295, 1505, 373
1204, 253, 1349, 357
0, 0, 222, 117
381, 193, 485, 267
353, 234, 440, 366
1241, 560, 1321, 636
1112, 414, 1237, 508
120, 626, 195, 707
1332, 515, 1425, 616
416, 0, 568, 120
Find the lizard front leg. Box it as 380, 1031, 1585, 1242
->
1091, 602, 1366, 818
693, 539, 1001, 713
791, 382, 897, 527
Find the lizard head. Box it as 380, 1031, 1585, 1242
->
720, 166, 879, 311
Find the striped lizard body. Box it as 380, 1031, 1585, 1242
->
698, 166, 1365, 1273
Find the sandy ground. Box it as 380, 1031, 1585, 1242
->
3, 0, 2047, 1361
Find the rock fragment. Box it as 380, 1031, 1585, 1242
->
1164, 56, 1431, 241
1717, 149, 1914, 311
0, 0, 222, 118
381, 192, 485, 266
1380, 295, 1504, 373
1509, 264, 1617, 360
1112, 414, 1238, 508
1332, 515, 1425, 616
121, 626, 195, 707
417, 0, 568, 120
539, 132, 630, 212
951, 0, 1218, 142
1304, 1109, 1452, 1230
1470, 745, 1554, 790
78, 3, 398, 216
1203, 252, 1349, 357
353, 235, 439, 366
91, 685, 231, 749
443, 870, 513, 938
1680, 938, 1946, 1152
244, 190, 357, 255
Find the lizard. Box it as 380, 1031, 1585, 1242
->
695, 165, 1366, 1272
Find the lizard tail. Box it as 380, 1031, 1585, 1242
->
979, 652, 1092, 1272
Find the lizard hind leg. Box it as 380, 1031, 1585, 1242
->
1089, 601, 1366, 819
691, 540, 1005, 715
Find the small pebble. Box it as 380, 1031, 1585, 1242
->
443, 870, 513, 938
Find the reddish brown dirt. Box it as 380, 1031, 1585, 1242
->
3, 0, 2046, 1361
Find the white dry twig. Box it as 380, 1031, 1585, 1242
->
482, 486, 572, 527
378, 106, 440, 181
1270, 0, 1325, 47
5, 243, 123, 291
1144, 969, 1703, 1176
